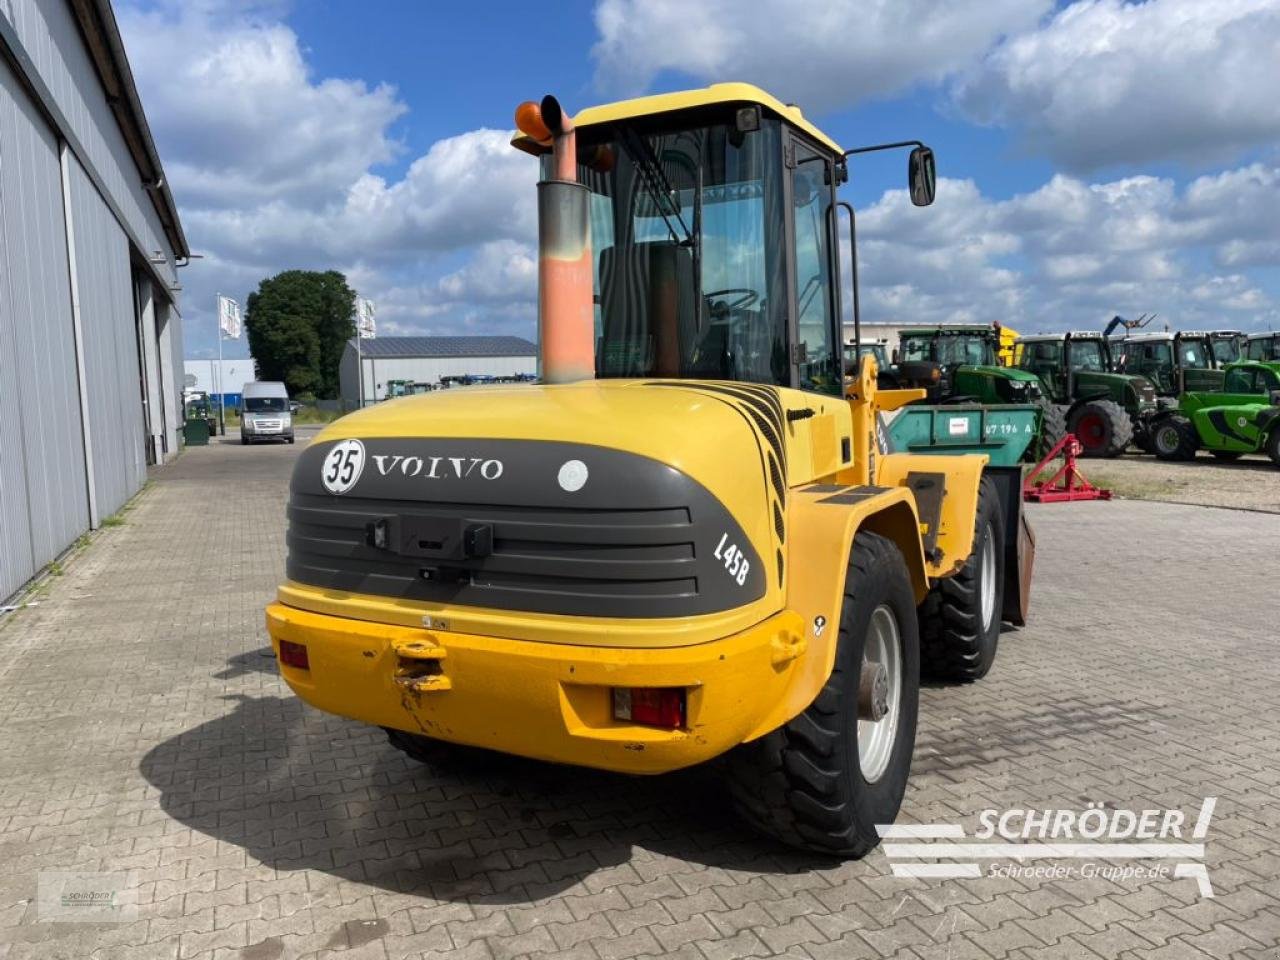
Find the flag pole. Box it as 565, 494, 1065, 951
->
216, 292, 225, 435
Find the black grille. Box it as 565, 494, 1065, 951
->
286, 438, 765, 618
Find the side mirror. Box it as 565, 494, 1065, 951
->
908, 146, 936, 207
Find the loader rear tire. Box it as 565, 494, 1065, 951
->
1152, 417, 1198, 461
919, 476, 1004, 683
725, 531, 919, 858
1069, 400, 1133, 458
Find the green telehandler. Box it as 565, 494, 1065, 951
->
1150, 360, 1280, 465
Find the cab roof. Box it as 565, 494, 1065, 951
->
566, 83, 843, 155
1246, 332, 1278, 341
1015, 331, 1102, 342
898, 324, 994, 336
1114, 331, 1208, 342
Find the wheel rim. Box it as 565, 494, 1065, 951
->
1156, 425, 1178, 454
979, 522, 996, 633
1075, 412, 1106, 449
858, 605, 902, 784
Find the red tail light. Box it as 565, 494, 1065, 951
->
613, 687, 685, 729
278, 640, 309, 670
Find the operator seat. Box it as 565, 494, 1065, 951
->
597, 241, 695, 378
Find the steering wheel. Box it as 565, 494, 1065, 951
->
704, 288, 759, 312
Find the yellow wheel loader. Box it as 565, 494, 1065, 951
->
266, 84, 1035, 857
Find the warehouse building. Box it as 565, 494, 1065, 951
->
0, 0, 187, 601
339, 336, 537, 407
183, 358, 258, 410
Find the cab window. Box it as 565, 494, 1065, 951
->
1180, 339, 1210, 368
899, 336, 932, 362
790, 145, 836, 393
1223, 367, 1258, 394
1068, 340, 1105, 371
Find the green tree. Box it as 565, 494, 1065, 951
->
244, 270, 356, 398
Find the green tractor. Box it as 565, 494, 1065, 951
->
1244, 332, 1280, 362
893, 324, 1046, 406
1110, 330, 1224, 397
845, 338, 889, 373
1210, 330, 1244, 366
1013, 331, 1158, 457
1151, 360, 1280, 465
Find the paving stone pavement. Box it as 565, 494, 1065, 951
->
1, 433, 1278, 960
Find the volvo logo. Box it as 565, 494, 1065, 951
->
370, 454, 504, 480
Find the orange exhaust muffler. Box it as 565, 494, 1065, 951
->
516, 95, 594, 384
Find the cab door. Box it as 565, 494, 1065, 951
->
785, 136, 839, 396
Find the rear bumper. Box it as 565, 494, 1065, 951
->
265, 601, 806, 774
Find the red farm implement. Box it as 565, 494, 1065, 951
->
1023, 434, 1113, 503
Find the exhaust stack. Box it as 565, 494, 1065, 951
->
515, 96, 594, 384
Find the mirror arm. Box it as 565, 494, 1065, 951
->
842, 139, 926, 158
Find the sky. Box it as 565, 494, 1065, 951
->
116, 0, 1280, 360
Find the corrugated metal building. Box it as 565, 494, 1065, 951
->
0, 0, 187, 601
339, 336, 537, 407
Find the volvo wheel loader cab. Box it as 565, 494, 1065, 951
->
265, 84, 1034, 858
1014, 331, 1157, 457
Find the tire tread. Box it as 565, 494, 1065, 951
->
724, 531, 914, 857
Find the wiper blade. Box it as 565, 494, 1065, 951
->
617, 127, 692, 246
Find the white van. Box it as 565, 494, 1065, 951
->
240, 381, 294, 444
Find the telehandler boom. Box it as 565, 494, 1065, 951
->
266, 84, 1035, 856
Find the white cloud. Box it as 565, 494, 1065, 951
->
182, 129, 534, 265
122, 3, 405, 207
955, 0, 1280, 170
591, 0, 1050, 112
122, 0, 1280, 357
854, 164, 1279, 330
119, 1, 540, 351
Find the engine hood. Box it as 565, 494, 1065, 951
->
293, 380, 791, 623
317, 380, 774, 507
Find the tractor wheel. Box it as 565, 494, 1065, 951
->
1068, 400, 1133, 457
1210, 450, 1242, 462
1266, 429, 1280, 467
1036, 400, 1068, 454
1152, 417, 1198, 462
725, 531, 918, 858
918, 476, 1004, 683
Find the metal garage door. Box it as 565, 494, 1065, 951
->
66, 151, 146, 518
0, 56, 89, 600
